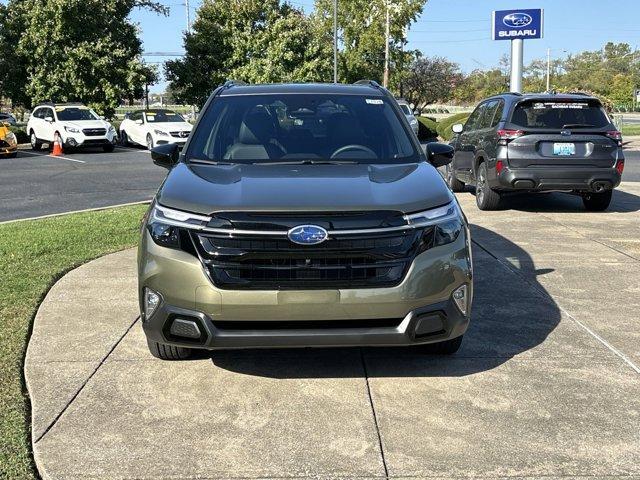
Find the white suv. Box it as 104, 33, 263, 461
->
27, 103, 117, 152
119, 109, 192, 150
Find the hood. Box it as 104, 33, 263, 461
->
149, 122, 192, 132
157, 161, 453, 214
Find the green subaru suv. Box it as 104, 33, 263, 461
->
138, 81, 473, 360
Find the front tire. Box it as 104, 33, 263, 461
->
475, 162, 501, 210
120, 131, 129, 146
146, 338, 192, 360
30, 131, 42, 151
582, 190, 612, 211
146, 134, 154, 150
445, 163, 465, 192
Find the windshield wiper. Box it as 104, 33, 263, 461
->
562, 123, 595, 129
256, 159, 358, 165
188, 158, 235, 166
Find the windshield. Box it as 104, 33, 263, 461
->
56, 107, 99, 121
510, 100, 610, 129
186, 94, 418, 164
399, 104, 411, 115
146, 111, 185, 123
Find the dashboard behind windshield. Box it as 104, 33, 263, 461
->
186, 94, 419, 164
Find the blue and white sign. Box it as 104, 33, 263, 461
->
492, 9, 543, 40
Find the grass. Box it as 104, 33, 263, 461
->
0, 205, 148, 479
622, 124, 640, 136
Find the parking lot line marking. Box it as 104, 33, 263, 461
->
18, 150, 85, 164
0, 200, 150, 225
472, 239, 640, 375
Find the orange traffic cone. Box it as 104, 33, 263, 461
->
52, 132, 63, 156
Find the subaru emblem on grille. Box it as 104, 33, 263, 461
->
287, 225, 328, 245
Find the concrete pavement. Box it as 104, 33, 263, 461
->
24, 184, 640, 479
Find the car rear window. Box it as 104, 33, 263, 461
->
510, 100, 610, 129
186, 94, 418, 164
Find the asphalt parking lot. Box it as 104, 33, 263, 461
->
0, 146, 165, 222
24, 176, 640, 478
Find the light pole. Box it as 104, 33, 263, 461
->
510, 39, 523, 93
185, 0, 191, 34
546, 48, 551, 91
333, 0, 338, 83
383, 2, 390, 88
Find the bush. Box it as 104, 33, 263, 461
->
417, 116, 438, 141
437, 112, 470, 141
8, 126, 29, 144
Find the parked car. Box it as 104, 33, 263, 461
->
396, 98, 419, 135
138, 81, 472, 360
446, 92, 624, 211
119, 109, 193, 150
0, 112, 17, 126
27, 103, 117, 152
0, 121, 18, 158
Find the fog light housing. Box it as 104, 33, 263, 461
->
67, 138, 77, 147
143, 287, 161, 321
452, 285, 468, 315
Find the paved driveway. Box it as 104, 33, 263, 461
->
25, 181, 640, 479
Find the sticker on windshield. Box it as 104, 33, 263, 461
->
366, 99, 384, 105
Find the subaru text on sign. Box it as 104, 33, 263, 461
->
492, 9, 543, 40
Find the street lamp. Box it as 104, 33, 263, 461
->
546, 48, 568, 92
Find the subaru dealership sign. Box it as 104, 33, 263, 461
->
492, 9, 543, 40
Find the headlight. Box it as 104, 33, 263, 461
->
154, 129, 169, 136
108, 125, 116, 133
405, 202, 464, 250
64, 126, 80, 133
410, 118, 418, 125
5, 131, 17, 145
147, 204, 210, 249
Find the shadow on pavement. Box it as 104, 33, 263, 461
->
210, 225, 561, 378
486, 189, 640, 213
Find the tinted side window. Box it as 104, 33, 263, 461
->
465, 103, 487, 131
32, 108, 42, 119
479, 100, 498, 129
491, 100, 505, 127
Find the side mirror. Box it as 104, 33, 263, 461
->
452, 123, 464, 134
425, 142, 454, 168
44, 116, 54, 123
151, 143, 179, 169
135, 119, 143, 125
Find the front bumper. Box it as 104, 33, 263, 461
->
62, 131, 117, 148
138, 228, 473, 350
494, 165, 622, 192
0, 143, 17, 156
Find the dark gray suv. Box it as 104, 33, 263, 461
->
446, 93, 624, 211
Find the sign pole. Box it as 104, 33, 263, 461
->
510, 38, 524, 93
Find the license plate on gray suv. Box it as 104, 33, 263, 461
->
553, 142, 575, 156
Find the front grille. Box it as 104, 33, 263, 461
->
82, 128, 107, 136
193, 228, 427, 290
170, 131, 190, 138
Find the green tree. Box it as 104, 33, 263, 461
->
453, 68, 508, 105
403, 55, 460, 109
314, 0, 426, 88
165, 0, 332, 107
5, 0, 166, 116
0, 2, 30, 108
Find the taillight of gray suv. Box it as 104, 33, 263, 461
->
137, 81, 473, 360
446, 93, 624, 211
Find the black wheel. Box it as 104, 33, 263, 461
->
417, 335, 464, 355
146, 134, 154, 150
120, 130, 129, 146
30, 131, 42, 151
582, 190, 612, 211
103, 144, 115, 153
146, 338, 192, 360
475, 162, 501, 210
445, 163, 465, 192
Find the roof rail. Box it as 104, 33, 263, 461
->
354, 79, 381, 89
503, 92, 523, 96
222, 79, 247, 89
566, 91, 590, 96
